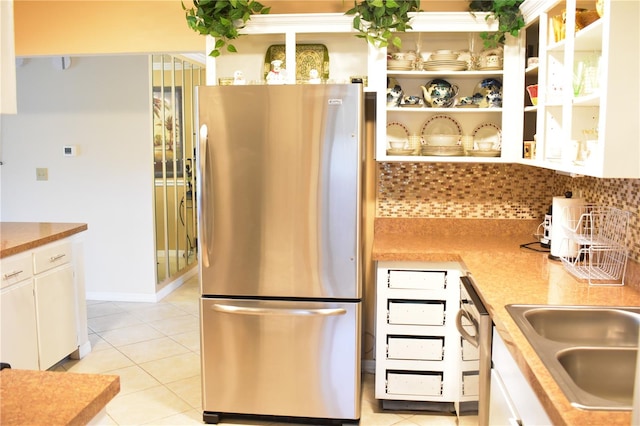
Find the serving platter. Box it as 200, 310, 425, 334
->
264, 44, 329, 81
420, 115, 463, 138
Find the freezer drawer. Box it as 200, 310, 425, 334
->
201, 298, 361, 420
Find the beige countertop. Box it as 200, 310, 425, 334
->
0, 369, 119, 425
372, 218, 640, 426
1, 222, 88, 258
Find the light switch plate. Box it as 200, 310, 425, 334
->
36, 168, 48, 181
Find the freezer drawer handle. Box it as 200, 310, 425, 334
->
211, 304, 347, 317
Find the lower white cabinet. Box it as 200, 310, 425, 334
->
0, 236, 88, 370
490, 328, 551, 425
375, 261, 474, 414
34, 264, 78, 369
1, 279, 39, 370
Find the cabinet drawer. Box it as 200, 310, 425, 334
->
386, 371, 443, 396
462, 371, 479, 396
461, 337, 479, 361
388, 270, 446, 290
387, 336, 444, 361
33, 241, 72, 274
1, 253, 33, 289
388, 300, 445, 326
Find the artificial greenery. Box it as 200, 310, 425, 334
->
345, 0, 421, 49
468, 0, 525, 48
182, 0, 271, 57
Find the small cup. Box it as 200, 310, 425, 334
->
527, 57, 539, 67
391, 52, 406, 60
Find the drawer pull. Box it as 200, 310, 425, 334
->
3, 270, 24, 279
49, 254, 66, 262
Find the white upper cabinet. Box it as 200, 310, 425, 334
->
519, 0, 640, 178
373, 12, 525, 163
204, 14, 373, 88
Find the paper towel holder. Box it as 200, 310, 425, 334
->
549, 191, 579, 261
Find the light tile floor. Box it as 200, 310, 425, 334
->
55, 276, 477, 425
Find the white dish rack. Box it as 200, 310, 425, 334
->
559, 205, 631, 286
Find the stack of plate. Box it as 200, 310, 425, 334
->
421, 145, 464, 156
424, 60, 468, 71
388, 59, 413, 70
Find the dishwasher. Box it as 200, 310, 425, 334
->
456, 275, 492, 426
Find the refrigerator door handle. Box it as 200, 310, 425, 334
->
198, 124, 210, 268
211, 303, 347, 317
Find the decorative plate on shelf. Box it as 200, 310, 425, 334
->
473, 122, 502, 150
420, 115, 463, 139
387, 121, 410, 143
264, 44, 329, 81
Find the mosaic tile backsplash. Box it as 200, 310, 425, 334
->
377, 162, 640, 262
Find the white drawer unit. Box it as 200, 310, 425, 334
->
387, 300, 445, 326
375, 261, 470, 414
387, 336, 444, 361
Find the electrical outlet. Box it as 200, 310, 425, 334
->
36, 168, 48, 181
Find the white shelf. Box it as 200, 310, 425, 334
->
388, 70, 504, 78
387, 107, 503, 113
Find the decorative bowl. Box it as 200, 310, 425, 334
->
389, 140, 406, 149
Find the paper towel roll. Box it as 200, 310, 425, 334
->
550, 195, 584, 259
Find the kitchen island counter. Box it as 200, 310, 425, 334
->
1, 222, 88, 258
0, 368, 119, 426
373, 217, 640, 426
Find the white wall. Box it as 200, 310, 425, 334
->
0, 55, 158, 301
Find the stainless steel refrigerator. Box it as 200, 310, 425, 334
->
196, 84, 363, 425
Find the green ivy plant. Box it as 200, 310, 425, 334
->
182, 0, 271, 57
345, 0, 421, 49
468, 0, 525, 48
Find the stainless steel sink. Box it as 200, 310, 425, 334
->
557, 347, 637, 406
506, 304, 640, 410
523, 307, 640, 346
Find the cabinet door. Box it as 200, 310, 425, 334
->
489, 368, 521, 426
0, 279, 39, 370
34, 264, 78, 369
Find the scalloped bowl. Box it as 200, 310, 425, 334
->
426, 134, 459, 146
